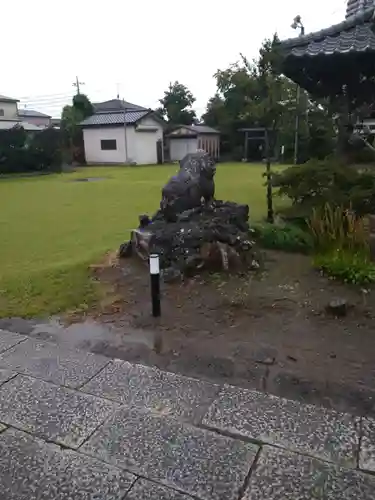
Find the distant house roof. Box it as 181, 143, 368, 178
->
0, 120, 42, 131
18, 109, 51, 118
0, 94, 19, 103
51, 118, 61, 127
80, 109, 153, 127
168, 124, 220, 137
93, 99, 147, 113
186, 124, 220, 134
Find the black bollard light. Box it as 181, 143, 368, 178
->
149, 254, 161, 317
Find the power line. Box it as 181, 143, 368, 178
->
19, 97, 74, 106
17, 91, 75, 101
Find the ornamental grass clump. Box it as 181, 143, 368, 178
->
308, 204, 375, 285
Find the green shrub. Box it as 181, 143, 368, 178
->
0, 126, 62, 174
253, 222, 313, 253
314, 249, 375, 285
272, 157, 375, 217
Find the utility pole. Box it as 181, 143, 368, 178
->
73, 76, 85, 95
123, 99, 128, 163
265, 128, 274, 223
291, 16, 305, 165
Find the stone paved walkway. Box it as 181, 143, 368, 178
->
0, 328, 375, 499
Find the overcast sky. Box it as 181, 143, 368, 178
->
3, 0, 346, 117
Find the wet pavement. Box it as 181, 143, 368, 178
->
2, 316, 375, 420
0, 316, 156, 353
0, 327, 375, 499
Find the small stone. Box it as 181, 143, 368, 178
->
259, 357, 275, 366
287, 355, 297, 362
254, 347, 277, 366
162, 267, 182, 283
119, 241, 132, 258
326, 298, 349, 317
251, 259, 260, 269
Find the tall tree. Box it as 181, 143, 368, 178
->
61, 93, 93, 163
157, 81, 196, 126
72, 93, 93, 117
202, 35, 335, 161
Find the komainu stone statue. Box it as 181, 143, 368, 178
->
160, 150, 216, 219
119, 149, 258, 278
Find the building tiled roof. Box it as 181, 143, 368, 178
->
0, 120, 42, 131
347, 0, 374, 18
0, 94, 19, 103
186, 124, 220, 134
168, 124, 220, 137
18, 109, 51, 118
93, 99, 147, 112
80, 110, 150, 127
280, 7, 375, 58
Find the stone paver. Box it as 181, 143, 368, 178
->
0, 427, 136, 500
203, 385, 359, 467
0, 338, 109, 388
83, 359, 219, 422
0, 333, 374, 499
126, 479, 195, 499
359, 417, 375, 472
0, 329, 26, 354
246, 446, 375, 500
0, 375, 118, 448
82, 405, 258, 500
0, 369, 16, 386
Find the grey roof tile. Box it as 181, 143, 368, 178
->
0, 121, 42, 131
93, 99, 147, 112
347, 0, 375, 18
280, 6, 375, 57
186, 124, 220, 134
0, 94, 19, 102
80, 110, 150, 127
168, 124, 220, 137
18, 109, 51, 118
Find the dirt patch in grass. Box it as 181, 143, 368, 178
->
84, 250, 375, 416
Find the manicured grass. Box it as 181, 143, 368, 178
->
0, 163, 286, 317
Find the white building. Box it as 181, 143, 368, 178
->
0, 94, 42, 131
80, 99, 165, 165
18, 108, 51, 128
167, 124, 220, 161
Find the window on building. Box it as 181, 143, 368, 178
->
100, 139, 117, 150
0, 109, 4, 117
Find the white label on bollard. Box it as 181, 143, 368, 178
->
150, 254, 160, 275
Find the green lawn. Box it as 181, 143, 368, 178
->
0, 163, 285, 318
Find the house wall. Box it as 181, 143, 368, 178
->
127, 116, 164, 164
83, 116, 164, 165
169, 137, 198, 161
83, 127, 126, 164
198, 134, 220, 159
20, 116, 51, 127
0, 101, 18, 120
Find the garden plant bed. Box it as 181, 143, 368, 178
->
89, 249, 375, 418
